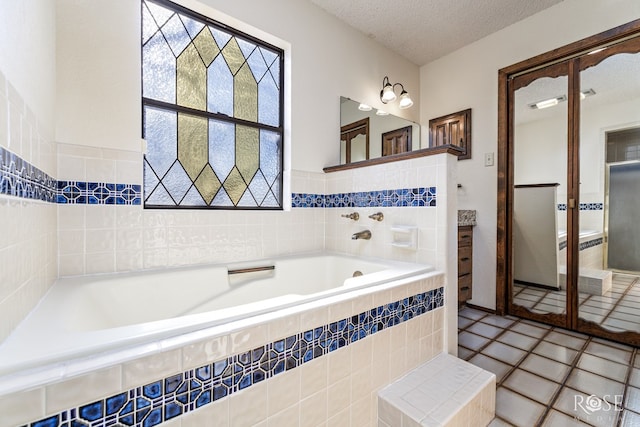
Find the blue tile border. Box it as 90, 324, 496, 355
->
292, 187, 436, 208
0, 146, 142, 205
0, 146, 57, 203
1, 147, 434, 208
559, 237, 603, 251
23, 286, 444, 427
558, 203, 603, 211
56, 181, 142, 205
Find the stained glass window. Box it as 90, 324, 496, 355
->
142, 0, 284, 209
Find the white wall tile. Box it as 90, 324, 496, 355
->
267, 404, 299, 427
122, 349, 182, 389
267, 368, 301, 416
45, 366, 121, 414
0, 93, 8, 150
0, 387, 44, 427
181, 397, 229, 426
182, 335, 229, 371
299, 389, 327, 427
228, 381, 268, 427
300, 357, 328, 399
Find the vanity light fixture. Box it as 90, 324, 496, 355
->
529, 95, 567, 109
581, 88, 596, 99
380, 76, 414, 109
528, 89, 595, 110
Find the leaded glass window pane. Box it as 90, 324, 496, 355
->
142, 0, 284, 209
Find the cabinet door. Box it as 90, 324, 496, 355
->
428, 109, 471, 159
382, 126, 412, 156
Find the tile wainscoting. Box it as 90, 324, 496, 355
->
1, 274, 445, 427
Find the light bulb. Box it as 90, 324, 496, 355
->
381, 85, 396, 103
399, 92, 413, 109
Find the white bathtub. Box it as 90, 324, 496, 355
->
0, 252, 433, 385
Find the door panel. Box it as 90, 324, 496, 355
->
576, 41, 640, 342
509, 64, 569, 326
607, 162, 640, 272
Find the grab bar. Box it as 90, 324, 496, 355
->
228, 265, 275, 275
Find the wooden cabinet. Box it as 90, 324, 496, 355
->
428, 109, 471, 160
382, 126, 412, 157
458, 226, 473, 305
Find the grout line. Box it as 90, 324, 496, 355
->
598, 275, 640, 330
458, 306, 640, 426
618, 347, 638, 427
535, 332, 593, 425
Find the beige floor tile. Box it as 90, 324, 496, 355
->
467, 322, 504, 339
565, 369, 624, 401
584, 341, 632, 365
497, 330, 539, 351
533, 341, 579, 365
553, 387, 620, 427
542, 409, 591, 426
480, 315, 516, 329
621, 410, 640, 427
482, 342, 527, 366
577, 353, 628, 382
459, 307, 486, 320
520, 353, 571, 382
469, 354, 513, 383
458, 331, 490, 351
543, 330, 587, 350
510, 322, 548, 339
503, 369, 560, 405
495, 387, 545, 427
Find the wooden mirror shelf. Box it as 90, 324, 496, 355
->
323, 144, 464, 173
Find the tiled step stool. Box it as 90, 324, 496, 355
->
378, 353, 496, 427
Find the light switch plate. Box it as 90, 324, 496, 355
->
484, 152, 494, 167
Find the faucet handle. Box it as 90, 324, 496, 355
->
341, 212, 359, 220
368, 212, 384, 221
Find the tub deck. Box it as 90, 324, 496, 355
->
0, 252, 433, 384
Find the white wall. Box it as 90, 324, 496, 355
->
0, 1, 58, 342
55, 0, 420, 172
0, 0, 56, 138
420, 0, 640, 310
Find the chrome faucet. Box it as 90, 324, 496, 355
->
368, 212, 384, 221
341, 212, 359, 220
351, 230, 372, 240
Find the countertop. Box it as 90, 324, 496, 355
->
458, 210, 477, 226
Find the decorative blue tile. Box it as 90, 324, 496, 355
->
32, 416, 59, 427
0, 147, 142, 206
78, 401, 103, 422
291, 186, 437, 208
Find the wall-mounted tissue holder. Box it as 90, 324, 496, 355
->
391, 225, 418, 250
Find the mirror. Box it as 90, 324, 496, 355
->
340, 97, 421, 164
512, 68, 568, 317
500, 28, 640, 344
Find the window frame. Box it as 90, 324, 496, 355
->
141, 0, 285, 210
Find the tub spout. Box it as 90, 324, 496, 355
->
351, 230, 372, 240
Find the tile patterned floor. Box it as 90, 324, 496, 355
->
458, 306, 640, 426
513, 273, 640, 333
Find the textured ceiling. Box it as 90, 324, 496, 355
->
309, 0, 565, 65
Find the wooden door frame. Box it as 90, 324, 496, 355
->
496, 19, 640, 320
340, 118, 370, 164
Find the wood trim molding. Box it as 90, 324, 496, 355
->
323, 145, 464, 173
